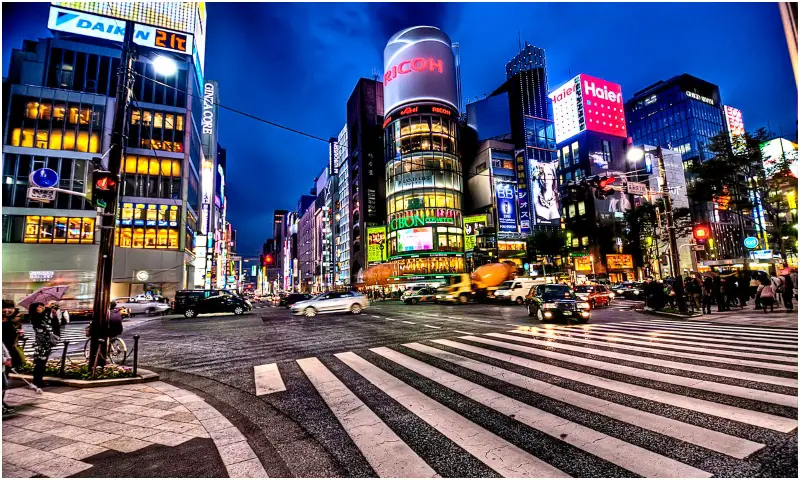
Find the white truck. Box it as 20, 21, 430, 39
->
493, 277, 546, 305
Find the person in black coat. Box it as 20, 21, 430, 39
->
782, 273, 794, 312
27, 302, 54, 389
702, 276, 714, 314
713, 275, 728, 312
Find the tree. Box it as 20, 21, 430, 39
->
623, 200, 693, 274
687, 128, 796, 259
525, 229, 568, 266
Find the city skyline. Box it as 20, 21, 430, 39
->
3, 1, 797, 257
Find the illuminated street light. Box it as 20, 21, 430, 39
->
626, 147, 645, 162
153, 55, 178, 77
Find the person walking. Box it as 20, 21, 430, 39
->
770, 272, 785, 308
2, 300, 24, 370
725, 276, 739, 309
757, 278, 776, 313
750, 274, 762, 309
28, 302, 55, 390
3, 343, 15, 415
702, 276, 714, 314
712, 275, 727, 312
781, 271, 794, 312
737, 272, 750, 308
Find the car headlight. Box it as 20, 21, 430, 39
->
446, 295, 454, 298
577, 302, 591, 310
543, 303, 558, 309
633, 289, 640, 295
617, 289, 624, 294
580, 311, 591, 316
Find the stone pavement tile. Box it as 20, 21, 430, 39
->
114, 425, 163, 440
74, 431, 121, 445
97, 411, 139, 423
225, 458, 269, 478
60, 414, 105, 428
125, 416, 168, 428
170, 394, 204, 403
29, 455, 92, 477
102, 436, 153, 453
147, 400, 180, 410
1, 416, 33, 427
1, 425, 24, 437
1, 442, 31, 456
150, 381, 181, 392
119, 396, 159, 406
8, 429, 51, 445
153, 421, 198, 434
191, 408, 221, 421
37, 411, 76, 423
14, 407, 59, 418
136, 408, 173, 419
58, 396, 101, 407
35, 401, 83, 413
50, 441, 108, 460
162, 412, 199, 423
208, 426, 246, 447
86, 421, 129, 435
183, 426, 211, 438
16, 418, 63, 432
216, 440, 257, 466
179, 400, 211, 411
168, 404, 191, 413
2, 461, 35, 478
200, 415, 233, 432
142, 431, 193, 447
4, 446, 58, 468
49, 425, 94, 439
112, 404, 146, 415
22, 434, 74, 452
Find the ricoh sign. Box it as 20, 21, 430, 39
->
549, 73, 627, 143
383, 26, 458, 115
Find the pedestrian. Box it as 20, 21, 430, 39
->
713, 275, 727, 312
2, 300, 24, 370
725, 276, 739, 309
757, 278, 776, 313
687, 277, 702, 311
702, 275, 714, 314
781, 271, 794, 312
749, 274, 761, 309
3, 343, 15, 415
737, 272, 750, 308
28, 302, 56, 390
770, 272, 785, 308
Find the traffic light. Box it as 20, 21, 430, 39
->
262, 254, 274, 267
91, 170, 118, 209
693, 225, 710, 244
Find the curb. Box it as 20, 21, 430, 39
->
634, 308, 703, 319
9, 369, 159, 388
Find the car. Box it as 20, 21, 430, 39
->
573, 285, 614, 308
612, 282, 646, 299
402, 287, 438, 304
279, 293, 313, 308
494, 278, 544, 305
112, 297, 170, 317
290, 291, 369, 317
524, 284, 591, 322
174, 289, 251, 318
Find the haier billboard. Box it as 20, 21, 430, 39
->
549, 74, 627, 143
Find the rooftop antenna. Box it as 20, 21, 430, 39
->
371, 68, 379, 82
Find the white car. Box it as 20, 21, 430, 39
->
113, 297, 170, 317
290, 291, 369, 317
494, 278, 544, 305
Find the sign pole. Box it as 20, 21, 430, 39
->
656, 146, 687, 313
89, 20, 135, 373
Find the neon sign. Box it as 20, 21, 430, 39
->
384, 58, 444, 84
388, 208, 461, 231
202, 82, 214, 135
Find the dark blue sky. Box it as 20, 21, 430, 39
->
3, 2, 797, 256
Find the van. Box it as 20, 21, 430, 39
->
493, 277, 545, 304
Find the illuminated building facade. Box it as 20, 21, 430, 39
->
2, 2, 207, 304
382, 26, 465, 281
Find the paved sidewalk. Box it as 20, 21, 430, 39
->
2, 381, 268, 478
681, 307, 797, 328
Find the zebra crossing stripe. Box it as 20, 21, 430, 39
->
484, 333, 797, 388
422, 325, 442, 330
508, 330, 798, 372
581, 324, 797, 349
432, 338, 798, 432
545, 327, 797, 357
455, 336, 797, 409
296, 357, 437, 478
253, 363, 286, 396
371, 346, 711, 478
401, 321, 416, 325
334, 351, 570, 478
615, 322, 798, 344
626, 320, 798, 339
452, 331, 473, 335
407, 341, 765, 458
627, 319, 799, 335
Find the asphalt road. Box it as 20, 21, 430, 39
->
120, 299, 797, 478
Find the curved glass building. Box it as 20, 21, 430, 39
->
382, 27, 464, 278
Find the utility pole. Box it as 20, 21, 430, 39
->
656, 146, 687, 312
89, 20, 135, 371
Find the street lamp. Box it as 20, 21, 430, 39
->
152, 55, 178, 76
627, 146, 687, 313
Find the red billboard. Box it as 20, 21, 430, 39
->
549, 73, 627, 142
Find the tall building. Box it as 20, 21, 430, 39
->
382, 26, 465, 282
334, 124, 350, 286
2, 2, 207, 304
625, 73, 749, 262
345, 78, 385, 285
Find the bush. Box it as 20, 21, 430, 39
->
16, 360, 135, 380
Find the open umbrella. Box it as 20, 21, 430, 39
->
18, 285, 70, 310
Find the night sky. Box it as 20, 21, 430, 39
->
3, 2, 797, 257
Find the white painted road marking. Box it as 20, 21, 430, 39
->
253, 363, 286, 396
422, 324, 442, 329
401, 320, 417, 325
297, 357, 438, 478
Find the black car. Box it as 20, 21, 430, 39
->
174, 290, 251, 318
612, 282, 646, 299
525, 284, 591, 322
279, 293, 313, 308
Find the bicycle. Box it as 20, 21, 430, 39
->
83, 330, 128, 365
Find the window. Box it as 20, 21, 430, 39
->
577, 201, 586, 216
571, 141, 580, 165
23, 216, 94, 244
581, 236, 590, 246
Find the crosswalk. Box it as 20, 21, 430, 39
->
255, 318, 798, 478
19, 325, 87, 358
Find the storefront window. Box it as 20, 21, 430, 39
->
23, 216, 94, 244
132, 228, 145, 248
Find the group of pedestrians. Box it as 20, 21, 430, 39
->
682, 269, 795, 314
2, 299, 72, 414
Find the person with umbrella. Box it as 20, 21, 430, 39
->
2, 300, 24, 369
27, 303, 56, 390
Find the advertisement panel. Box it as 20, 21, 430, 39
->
388, 208, 461, 231
549, 73, 626, 143
530, 158, 561, 224
383, 26, 458, 114
514, 151, 531, 234
761, 138, 799, 178
397, 227, 434, 252
606, 254, 633, 270
53, 1, 203, 34
367, 226, 387, 263
574, 256, 592, 271
48, 6, 193, 55
463, 214, 488, 251
496, 182, 518, 232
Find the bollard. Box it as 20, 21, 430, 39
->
132, 335, 140, 376
21, 337, 27, 351
59, 341, 70, 377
